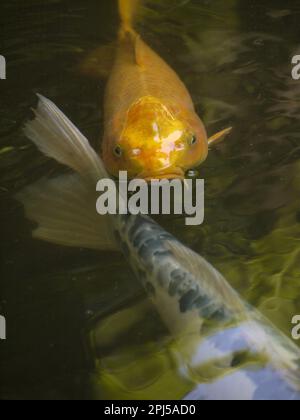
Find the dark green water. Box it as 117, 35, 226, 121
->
1, 0, 300, 400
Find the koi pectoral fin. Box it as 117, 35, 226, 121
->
79, 43, 116, 79
208, 127, 232, 147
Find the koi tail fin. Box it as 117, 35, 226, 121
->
16, 95, 118, 251
24, 94, 108, 182
118, 0, 139, 36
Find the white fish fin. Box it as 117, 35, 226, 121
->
166, 240, 246, 314
16, 174, 118, 251
24, 94, 108, 183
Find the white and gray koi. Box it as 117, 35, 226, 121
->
115, 213, 240, 328
17, 96, 300, 400
114, 212, 300, 400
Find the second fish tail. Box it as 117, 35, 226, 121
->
118, 0, 140, 36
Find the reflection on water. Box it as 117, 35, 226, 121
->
1, 0, 300, 399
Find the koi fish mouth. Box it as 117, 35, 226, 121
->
138, 168, 185, 181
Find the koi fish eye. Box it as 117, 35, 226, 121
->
114, 145, 123, 158
189, 135, 197, 146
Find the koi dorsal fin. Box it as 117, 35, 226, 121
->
134, 35, 148, 68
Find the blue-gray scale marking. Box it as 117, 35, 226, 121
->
118, 215, 236, 327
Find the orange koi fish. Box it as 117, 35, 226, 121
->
84, 0, 231, 180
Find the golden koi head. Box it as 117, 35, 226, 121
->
103, 97, 208, 180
